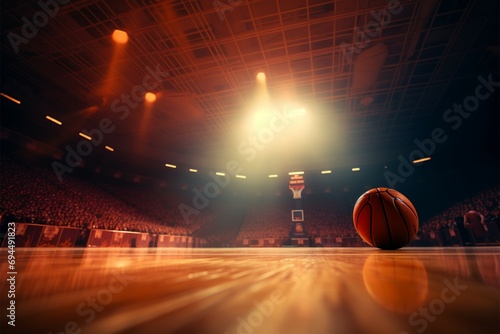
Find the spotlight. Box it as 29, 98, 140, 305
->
256, 72, 266, 81
145, 92, 156, 102
112, 30, 128, 44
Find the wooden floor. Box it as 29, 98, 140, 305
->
1, 247, 499, 334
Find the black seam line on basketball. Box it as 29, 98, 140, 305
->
369, 203, 374, 246
394, 198, 411, 243
376, 188, 393, 246
385, 189, 418, 219
355, 199, 369, 231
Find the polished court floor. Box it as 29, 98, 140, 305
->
1, 247, 499, 334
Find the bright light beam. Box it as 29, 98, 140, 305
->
46, 116, 62, 125
79, 132, 92, 140
1, 92, 21, 104
413, 157, 431, 164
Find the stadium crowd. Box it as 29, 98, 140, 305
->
304, 196, 356, 238
421, 187, 499, 232
236, 198, 290, 240
418, 187, 499, 244
1, 155, 498, 246
234, 193, 358, 243
0, 157, 207, 236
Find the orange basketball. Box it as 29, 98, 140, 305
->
353, 188, 419, 250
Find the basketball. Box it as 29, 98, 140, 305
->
353, 188, 419, 250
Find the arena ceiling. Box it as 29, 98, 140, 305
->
1, 0, 499, 176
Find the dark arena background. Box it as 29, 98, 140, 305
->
0, 1, 499, 333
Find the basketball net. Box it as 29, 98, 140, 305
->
289, 185, 305, 199
289, 174, 305, 199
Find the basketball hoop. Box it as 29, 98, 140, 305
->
289, 174, 305, 199
289, 184, 305, 199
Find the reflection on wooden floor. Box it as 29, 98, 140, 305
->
1, 247, 499, 334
